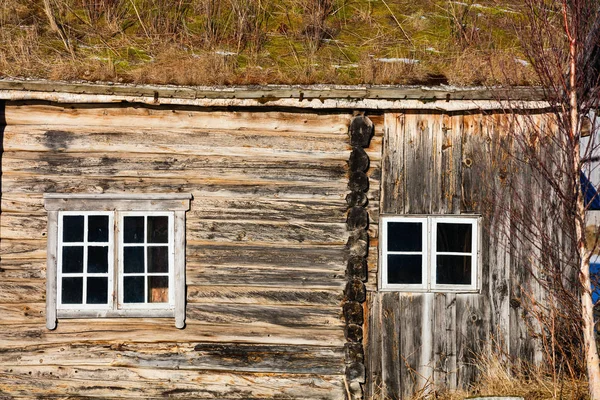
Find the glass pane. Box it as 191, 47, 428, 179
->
437, 223, 472, 253
436, 255, 472, 285
124, 276, 145, 303
62, 246, 84, 273
148, 216, 169, 243
88, 215, 109, 242
148, 246, 168, 273
63, 215, 84, 242
387, 254, 422, 284
387, 222, 422, 252
86, 277, 108, 304
124, 216, 145, 243
88, 246, 108, 273
62, 277, 83, 304
124, 247, 145, 273
148, 276, 169, 303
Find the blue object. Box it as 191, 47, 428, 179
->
581, 172, 600, 210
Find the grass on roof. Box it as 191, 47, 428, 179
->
0, 0, 543, 86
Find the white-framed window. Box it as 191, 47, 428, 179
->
380, 215, 480, 292
44, 194, 191, 329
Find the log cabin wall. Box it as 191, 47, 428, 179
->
0, 98, 383, 398
365, 111, 557, 399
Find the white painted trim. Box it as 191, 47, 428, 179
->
44, 193, 192, 200
46, 211, 58, 330
379, 214, 481, 293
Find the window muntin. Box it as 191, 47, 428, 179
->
119, 212, 174, 309
57, 212, 114, 309
380, 215, 479, 292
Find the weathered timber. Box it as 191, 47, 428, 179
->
381, 292, 401, 400
0, 366, 345, 399
346, 256, 368, 281
346, 191, 368, 207
344, 324, 363, 342
344, 280, 367, 303
344, 342, 365, 365
346, 230, 369, 258
349, 116, 374, 148
0, 342, 344, 375
0, 280, 46, 303
187, 285, 343, 306
349, 147, 370, 172
346, 206, 369, 230
348, 171, 369, 192
343, 302, 364, 325
380, 113, 405, 214
346, 362, 366, 383
0, 259, 46, 280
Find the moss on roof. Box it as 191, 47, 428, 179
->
0, 0, 539, 86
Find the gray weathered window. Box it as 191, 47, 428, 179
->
44, 194, 191, 329
380, 215, 480, 292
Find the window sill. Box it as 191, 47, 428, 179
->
57, 309, 175, 318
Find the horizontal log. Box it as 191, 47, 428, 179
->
0, 342, 344, 375
4, 103, 351, 133
0, 366, 344, 399
187, 285, 342, 307
0, 320, 344, 347
187, 263, 345, 288
0, 303, 45, 324
1, 213, 348, 244
1, 175, 348, 199
0, 259, 46, 280
0, 280, 45, 303
2, 151, 349, 182
0, 239, 46, 259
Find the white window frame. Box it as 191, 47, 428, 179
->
44, 194, 191, 330
379, 215, 481, 292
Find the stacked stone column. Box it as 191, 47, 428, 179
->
343, 114, 373, 400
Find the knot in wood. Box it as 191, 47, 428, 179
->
349, 147, 370, 172
346, 207, 369, 230
349, 115, 374, 148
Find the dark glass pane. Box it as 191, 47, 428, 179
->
63, 215, 84, 242
62, 277, 83, 304
124, 216, 145, 243
148, 276, 169, 303
436, 255, 472, 285
148, 246, 168, 273
124, 276, 145, 303
88, 246, 108, 273
437, 223, 472, 253
148, 216, 169, 243
387, 222, 422, 252
86, 277, 108, 304
387, 254, 422, 284
62, 246, 83, 273
124, 247, 145, 273
88, 215, 109, 242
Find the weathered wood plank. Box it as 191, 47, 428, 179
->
186, 263, 345, 288
440, 113, 463, 213
4, 104, 352, 133
433, 293, 457, 392
0, 320, 344, 347
0, 239, 46, 259
1, 213, 348, 244
381, 113, 405, 214
187, 286, 342, 307
0, 342, 344, 375
0, 366, 345, 399
1, 175, 348, 199
398, 294, 424, 399
0, 280, 46, 303
0, 259, 46, 279
365, 292, 383, 400
404, 113, 436, 214
381, 292, 401, 400
456, 294, 487, 389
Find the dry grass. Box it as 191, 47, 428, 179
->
0, 0, 544, 85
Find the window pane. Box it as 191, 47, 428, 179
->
62, 246, 84, 273
148, 216, 169, 243
436, 255, 472, 285
387, 254, 422, 284
148, 276, 169, 303
88, 215, 109, 242
62, 277, 83, 304
63, 216, 84, 242
124, 247, 145, 273
86, 277, 108, 304
124, 276, 145, 303
124, 216, 145, 243
148, 246, 168, 273
437, 223, 472, 252
88, 246, 108, 273
387, 222, 422, 252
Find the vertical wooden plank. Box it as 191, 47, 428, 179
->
45, 210, 57, 330
455, 294, 487, 388
381, 113, 405, 214
418, 293, 434, 396
398, 294, 423, 399
381, 291, 401, 400
441, 113, 464, 214
366, 292, 383, 399
404, 113, 433, 214
433, 292, 457, 391
174, 210, 186, 329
